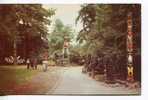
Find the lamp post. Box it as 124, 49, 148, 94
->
127, 12, 134, 82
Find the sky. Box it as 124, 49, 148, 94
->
44, 4, 83, 34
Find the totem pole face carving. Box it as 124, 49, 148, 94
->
127, 34, 133, 52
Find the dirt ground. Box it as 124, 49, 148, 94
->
0, 65, 61, 95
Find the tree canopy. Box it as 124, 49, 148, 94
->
48, 19, 74, 56
76, 4, 141, 57
0, 4, 55, 64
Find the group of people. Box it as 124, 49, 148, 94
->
26, 58, 49, 72
26, 58, 38, 70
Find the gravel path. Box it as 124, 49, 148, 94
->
48, 67, 140, 95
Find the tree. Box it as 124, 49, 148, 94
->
76, 4, 141, 80
109, 4, 141, 81
76, 4, 112, 57
0, 4, 55, 64
76, 4, 141, 57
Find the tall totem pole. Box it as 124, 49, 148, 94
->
127, 12, 134, 82
63, 36, 70, 65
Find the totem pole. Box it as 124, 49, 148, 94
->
127, 12, 134, 82
63, 36, 70, 64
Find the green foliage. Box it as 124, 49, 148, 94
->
76, 4, 141, 57
0, 5, 54, 39
0, 4, 55, 64
75, 4, 141, 80
48, 19, 74, 55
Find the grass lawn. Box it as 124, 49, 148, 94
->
0, 65, 39, 95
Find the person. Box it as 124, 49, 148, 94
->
43, 59, 48, 72
42, 52, 49, 72
33, 58, 38, 70
26, 58, 30, 69
30, 57, 34, 69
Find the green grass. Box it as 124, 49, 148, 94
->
0, 65, 39, 88
14, 68, 38, 84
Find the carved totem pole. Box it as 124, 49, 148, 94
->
63, 36, 70, 65
127, 12, 134, 82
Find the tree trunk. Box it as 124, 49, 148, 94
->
13, 38, 17, 65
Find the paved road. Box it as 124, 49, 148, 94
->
47, 66, 140, 95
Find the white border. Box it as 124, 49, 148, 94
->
0, 0, 148, 100
0, 0, 142, 4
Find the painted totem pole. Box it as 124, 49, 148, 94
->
127, 12, 134, 82
63, 36, 70, 64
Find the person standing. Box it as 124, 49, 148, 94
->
26, 58, 30, 69
42, 51, 49, 72
30, 57, 34, 69
43, 59, 48, 72
34, 58, 38, 70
